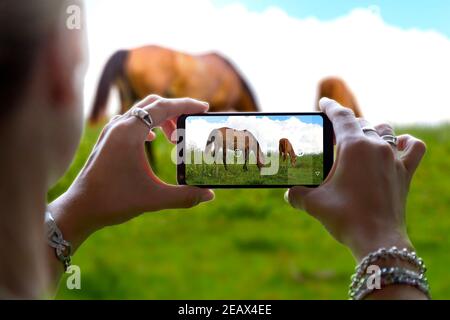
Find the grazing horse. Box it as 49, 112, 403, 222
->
89, 45, 259, 124
204, 127, 265, 171
89, 45, 259, 165
278, 138, 297, 167
316, 77, 362, 117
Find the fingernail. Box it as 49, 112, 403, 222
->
200, 190, 214, 202
202, 101, 209, 107
284, 190, 290, 203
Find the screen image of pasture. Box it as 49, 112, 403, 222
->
185, 149, 324, 185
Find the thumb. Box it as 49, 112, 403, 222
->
397, 134, 426, 176
285, 186, 313, 211
157, 185, 215, 209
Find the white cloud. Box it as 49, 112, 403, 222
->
84, 0, 450, 125
185, 116, 323, 154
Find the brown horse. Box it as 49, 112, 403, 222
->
89, 45, 259, 165
204, 127, 265, 171
278, 138, 297, 167
316, 77, 362, 117
89, 45, 259, 124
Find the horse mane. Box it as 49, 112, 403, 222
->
210, 53, 259, 111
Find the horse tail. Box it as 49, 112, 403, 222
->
89, 49, 129, 124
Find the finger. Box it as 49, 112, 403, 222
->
319, 97, 363, 143
122, 94, 162, 120
130, 94, 162, 110
285, 187, 313, 211
160, 119, 177, 143
374, 123, 398, 151
109, 114, 123, 123
124, 97, 208, 141
358, 118, 380, 140
97, 114, 124, 142
397, 134, 426, 175
145, 97, 209, 126
374, 123, 395, 137
156, 185, 215, 209
115, 95, 162, 137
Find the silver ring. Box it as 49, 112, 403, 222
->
361, 126, 378, 135
381, 134, 398, 147
130, 107, 154, 129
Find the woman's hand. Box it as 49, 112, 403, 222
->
286, 98, 426, 262
49, 95, 214, 251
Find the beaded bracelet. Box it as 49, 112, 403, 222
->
351, 267, 430, 300
349, 246, 429, 300
350, 247, 426, 291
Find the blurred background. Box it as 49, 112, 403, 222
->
51, 0, 450, 299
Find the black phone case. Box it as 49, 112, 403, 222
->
176, 112, 334, 188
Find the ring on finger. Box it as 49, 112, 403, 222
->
381, 134, 398, 147
361, 126, 379, 136
130, 107, 154, 129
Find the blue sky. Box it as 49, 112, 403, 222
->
213, 0, 450, 38
259, 115, 323, 126
185, 114, 324, 153
85, 0, 450, 125
186, 116, 228, 124
186, 115, 323, 126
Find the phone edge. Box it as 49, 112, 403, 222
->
176, 112, 333, 188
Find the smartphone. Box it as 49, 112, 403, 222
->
176, 112, 333, 188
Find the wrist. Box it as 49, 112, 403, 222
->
48, 190, 97, 253
347, 229, 413, 263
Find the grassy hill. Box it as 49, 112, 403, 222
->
49, 123, 450, 299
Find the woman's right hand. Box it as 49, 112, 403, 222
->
49, 95, 214, 254
286, 98, 426, 262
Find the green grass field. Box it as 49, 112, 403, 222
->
50, 123, 450, 299
185, 152, 323, 185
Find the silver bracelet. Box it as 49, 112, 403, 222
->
352, 267, 430, 300
352, 266, 421, 294
350, 247, 426, 291
45, 211, 72, 271
349, 246, 429, 300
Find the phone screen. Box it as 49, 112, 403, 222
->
177, 113, 333, 188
